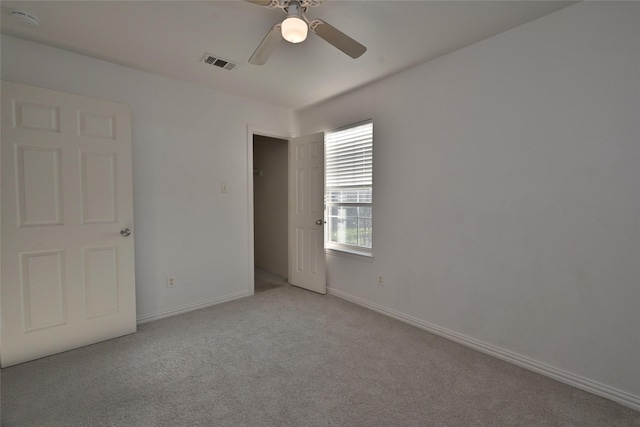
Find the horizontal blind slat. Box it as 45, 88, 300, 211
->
326, 121, 373, 188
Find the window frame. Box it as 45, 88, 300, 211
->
324, 119, 374, 259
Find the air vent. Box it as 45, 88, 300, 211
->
201, 53, 237, 71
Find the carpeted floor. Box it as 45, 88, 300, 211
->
1, 270, 639, 426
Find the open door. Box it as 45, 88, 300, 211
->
288, 132, 326, 294
1, 81, 136, 367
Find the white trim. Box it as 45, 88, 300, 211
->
327, 286, 640, 412
326, 248, 374, 263
326, 118, 374, 135
136, 290, 250, 324
246, 125, 292, 297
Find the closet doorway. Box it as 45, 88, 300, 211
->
253, 135, 289, 292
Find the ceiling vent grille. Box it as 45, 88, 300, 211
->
201, 53, 237, 71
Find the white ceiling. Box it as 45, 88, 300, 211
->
0, 1, 575, 109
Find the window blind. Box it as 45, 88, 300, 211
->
325, 121, 373, 188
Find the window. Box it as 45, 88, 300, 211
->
325, 120, 373, 256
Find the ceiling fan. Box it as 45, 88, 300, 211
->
245, 0, 367, 65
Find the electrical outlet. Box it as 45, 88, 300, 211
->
378, 275, 384, 286
167, 276, 176, 288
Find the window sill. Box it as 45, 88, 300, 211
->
325, 248, 374, 263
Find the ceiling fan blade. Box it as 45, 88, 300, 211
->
243, 0, 273, 6
310, 19, 367, 59
249, 24, 282, 65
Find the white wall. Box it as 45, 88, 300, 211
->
1, 35, 293, 322
253, 135, 288, 277
297, 2, 640, 407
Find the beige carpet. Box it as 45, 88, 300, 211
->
1, 270, 639, 426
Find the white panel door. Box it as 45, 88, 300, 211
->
1, 81, 136, 367
289, 132, 326, 294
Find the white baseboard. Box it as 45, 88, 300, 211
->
327, 287, 640, 412
136, 290, 250, 325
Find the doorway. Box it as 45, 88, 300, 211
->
253, 135, 289, 292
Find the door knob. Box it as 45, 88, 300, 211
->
120, 228, 132, 237
315, 220, 325, 225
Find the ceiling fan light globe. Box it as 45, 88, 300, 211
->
281, 16, 308, 43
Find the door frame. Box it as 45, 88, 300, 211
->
246, 125, 294, 295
